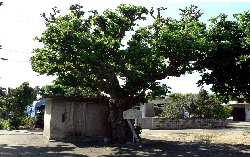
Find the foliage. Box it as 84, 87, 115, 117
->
0, 116, 39, 130
0, 82, 37, 118
0, 118, 10, 130
9, 117, 22, 129
186, 88, 232, 118
160, 103, 182, 118
215, 105, 233, 118
40, 84, 103, 98
160, 89, 233, 118
21, 116, 38, 130
161, 93, 196, 118
0, 82, 37, 129
31, 4, 206, 106
197, 11, 250, 103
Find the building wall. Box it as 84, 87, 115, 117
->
137, 117, 227, 130
86, 103, 110, 136
144, 103, 155, 117
148, 97, 170, 106
42, 97, 110, 140
64, 101, 87, 137
43, 99, 52, 140
245, 104, 250, 121
50, 99, 66, 139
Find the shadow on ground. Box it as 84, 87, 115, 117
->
0, 143, 85, 157
101, 139, 250, 157
1, 135, 250, 156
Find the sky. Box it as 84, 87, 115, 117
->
0, 0, 249, 94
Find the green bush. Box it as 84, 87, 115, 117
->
214, 105, 233, 118
161, 88, 234, 118
21, 116, 38, 130
161, 93, 196, 118
0, 118, 10, 130
9, 117, 22, 129
224, 106, 233, 118
0, 116, 39, 130
185, 88, 232, 118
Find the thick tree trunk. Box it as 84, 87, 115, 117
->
108, 96, 136, 144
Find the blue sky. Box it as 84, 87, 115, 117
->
0, 1, 249, 94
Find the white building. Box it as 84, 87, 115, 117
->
223, 101, 250, 121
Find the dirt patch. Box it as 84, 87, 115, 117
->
148, 131, 250, 144
141, 131, 250, 153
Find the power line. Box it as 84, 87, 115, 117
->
0, 12, 42, 20
0, 14, 45, 26
7, 58, 30, 63
0, 50, 32, 63
1, 48, 33, 55
0, 58, 30, 63
0, 17, 45, 26
0, 12, 44, 22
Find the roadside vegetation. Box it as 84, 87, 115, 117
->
0, 82, 38, 129
160, 88, 233, 118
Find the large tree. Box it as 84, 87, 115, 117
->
197, 11, 250, 103
31, 4, 206, 143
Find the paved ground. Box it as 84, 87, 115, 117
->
0, 121, 250, 157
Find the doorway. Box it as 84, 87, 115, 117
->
233, 107, 246, 121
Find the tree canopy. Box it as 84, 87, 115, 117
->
197, 11, 250, 103
40, 84, 103, 98
31, 4, 206, 104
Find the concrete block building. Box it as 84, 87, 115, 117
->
41, 96, 111, 140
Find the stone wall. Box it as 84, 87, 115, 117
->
137, 117, 228, 130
